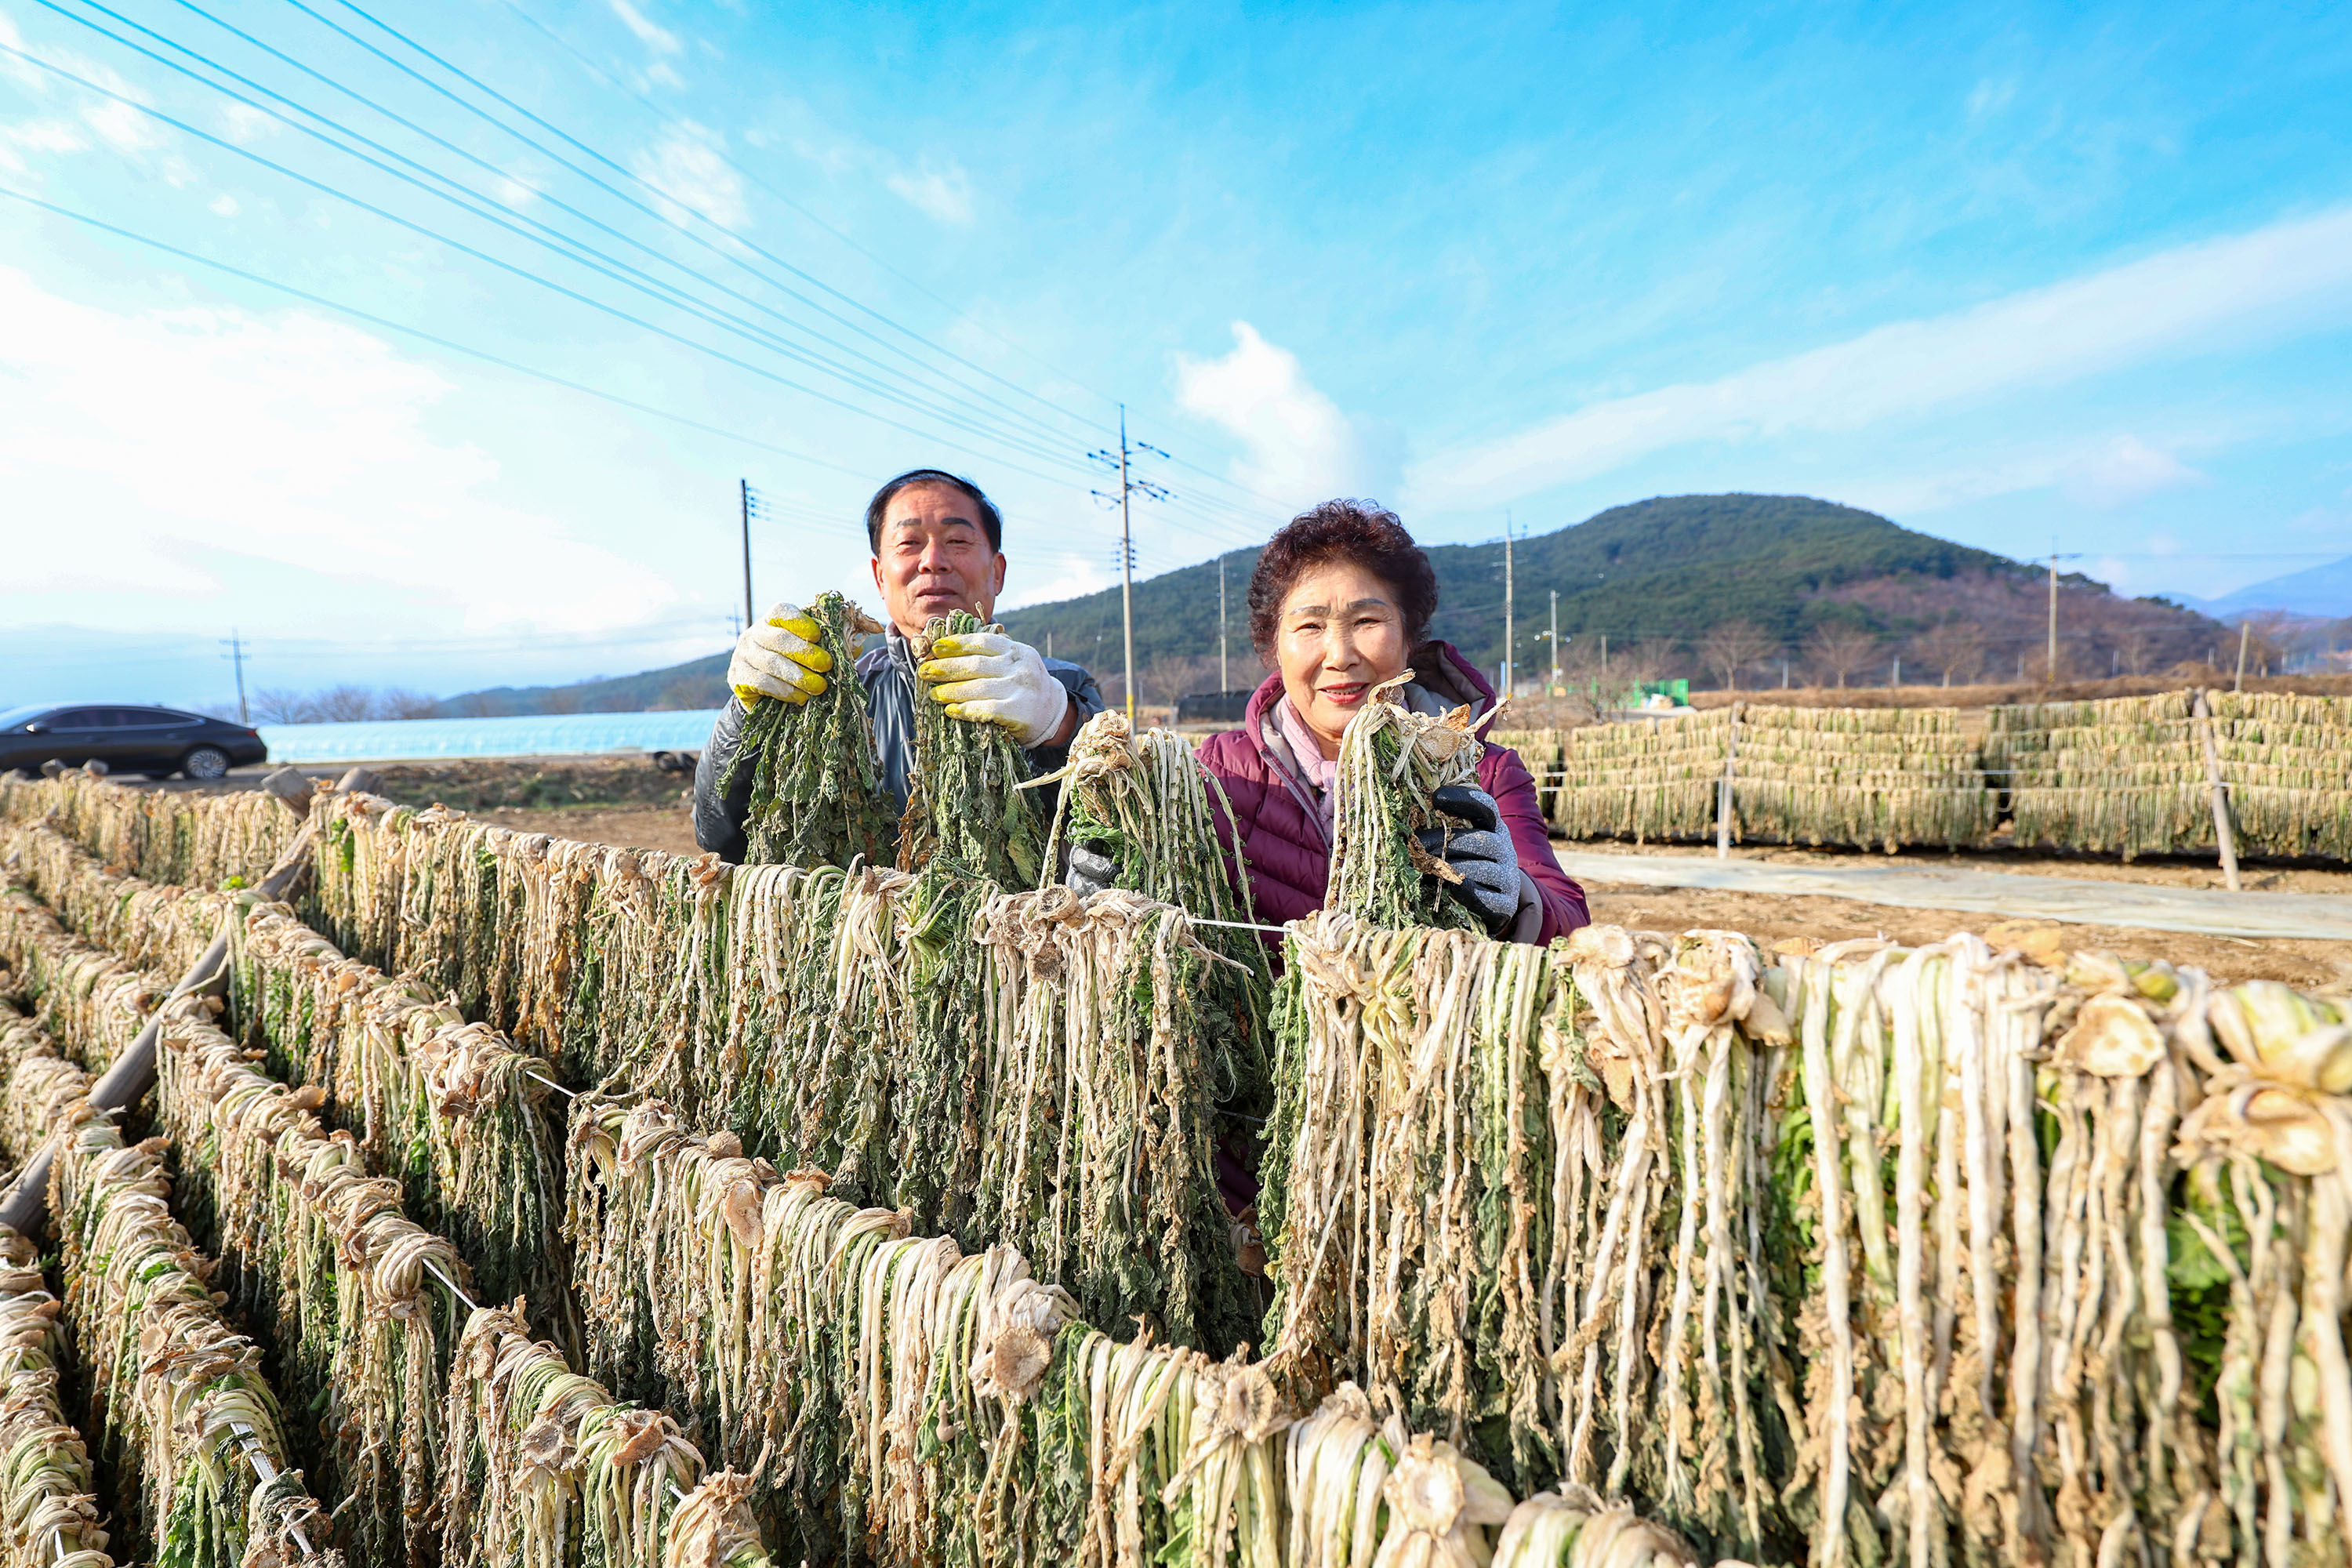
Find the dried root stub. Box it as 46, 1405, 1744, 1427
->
724, 592, 897, 869
898, 610, 1047, 888
1326, 677, 1483, 931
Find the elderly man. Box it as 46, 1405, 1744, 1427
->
694, 468, 1105, 861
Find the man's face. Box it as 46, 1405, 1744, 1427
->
869, 481, 1008, 638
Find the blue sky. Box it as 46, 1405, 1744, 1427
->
3, 0, 2349, 706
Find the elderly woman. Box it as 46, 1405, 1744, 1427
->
1192, 499, 1587, 942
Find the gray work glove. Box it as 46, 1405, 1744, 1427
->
1415, 783, 1519, 936
1065, 840, 1121, 898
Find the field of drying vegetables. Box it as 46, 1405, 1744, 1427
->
2, 653, 2348, 1568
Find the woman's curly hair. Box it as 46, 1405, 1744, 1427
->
1247, 499, 1439, 663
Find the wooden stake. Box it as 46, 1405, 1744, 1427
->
2190, 688, 2241, 892
1716, 701, 1740, 859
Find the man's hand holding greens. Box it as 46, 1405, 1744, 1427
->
916, 630, 1074, 747
728, 602, 833, 706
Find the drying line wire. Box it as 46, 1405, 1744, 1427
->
226, 1421, 320, 1559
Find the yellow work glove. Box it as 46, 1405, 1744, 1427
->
728, 601, 833, 706
916, 630, 1070, 746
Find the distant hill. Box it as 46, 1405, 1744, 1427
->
437, 495, 2237, 712
2190, 554, 2352, 620
997, 493, 2228, 692
434, 651, 728, 717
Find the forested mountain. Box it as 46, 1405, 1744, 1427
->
996, 493, 2226, 695
429, 493, 2230, 713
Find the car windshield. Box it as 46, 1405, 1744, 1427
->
0, 705, 53, 730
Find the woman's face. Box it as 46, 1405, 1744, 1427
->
1275, 559, 1413, 760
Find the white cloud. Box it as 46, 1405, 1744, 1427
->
82, 98, 165, 156
2060, 435, 2207, 507
208, 193, 238, 217
217, 102, 278, 144
0, 267, 676, 633
998, 555, 1112, 612
643, 60, 685, 91
629, 122, 746, 228
1410, 205, 2352, 510
1, 118, 88, 154
886, 164, 974, 225
606, 0, 680, 53
1176, 322, 1395, 507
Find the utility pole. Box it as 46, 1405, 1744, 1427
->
739, 480, 757, 630
2234, 621, 2251, 691
1502, 513, 1515, 698
220, 630, 249, 724
1088, 406, 1171, 724
1218, 557, 1229, 695
2044, 548, 2082, 685
1548, 589, 1559, 694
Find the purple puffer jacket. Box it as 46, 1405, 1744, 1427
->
1197, 642, 1588, 943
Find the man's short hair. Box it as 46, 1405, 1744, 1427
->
865, 470, 1004, 555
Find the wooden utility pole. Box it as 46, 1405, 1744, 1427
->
2191, 688, 2241, 891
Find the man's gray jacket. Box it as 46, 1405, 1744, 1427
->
693, 626, 1105, 862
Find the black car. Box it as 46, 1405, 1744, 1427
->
0, 704, 269, 781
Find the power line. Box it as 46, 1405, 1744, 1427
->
0, 40, 1111, 496
344, 0, 1303, 521
282, 0, 1098, 459
0, 180, 890, 481
34, 2, 1109, 481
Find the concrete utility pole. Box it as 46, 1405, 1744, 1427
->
220, 630, 249, 724
1088, 406, 1172, 723
2234, 621, 2251, 691
1548, 589, 1559, 694
739, 480, 757, 630
2044, 548, 2082, 684
1503, 514, 1515, 697
1218, 556, 1229, 694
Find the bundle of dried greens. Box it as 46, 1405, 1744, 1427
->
722, 593, 897, 869
972, 886, 1259, 1352
439, 1305, 717, 1568
898, 610, 1047, 888
1038, 710, 1272, 1112
0, 1229, 114, 1568
158, 1018, 471, 1568
50, 1127, 333, 1568
1324, 679, 1483, 931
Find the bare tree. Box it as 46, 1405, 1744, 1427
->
1803, 623, 1879, 689
307, 684, 381, 723
378, 688, 441, 720
247, 687, 317, 724
1142, 655, 1221, 706
1911, 620, 1986, 688
2115, 626, 2157, 677
539, 686, 586, 716
2240, 611, 2300, 677
1697, 621, 1773, 691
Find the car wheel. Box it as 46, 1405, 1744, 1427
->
182, 746, 231, 781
